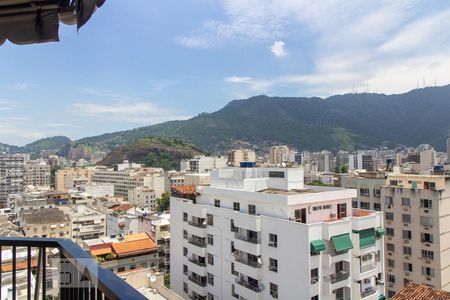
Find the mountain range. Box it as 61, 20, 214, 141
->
2, 85, 450, 155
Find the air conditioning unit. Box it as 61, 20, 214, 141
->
388, 283, 394, 288
425, 243, 430, 247
424, 209, 429, 213
404, 223, 409, 227
404, 240, 409, 244
404, 256, 409, 260
405, 272, 410, 276
311, 279, 318, 284
426, 277, 432, 281
426, 259, 431, 264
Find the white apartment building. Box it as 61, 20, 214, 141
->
171, 167, 385, 300
127, 186, 157, 210
381, 174, 450, 298
92, 167, 165, 197
0, 154, 25, 207
23, 160, 51, 187
181, 156, 228, 173
106, 204, 139, 237
60, 204, 106, 242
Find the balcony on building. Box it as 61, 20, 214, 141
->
0, 237, 147, 300
188, 272, 207, 287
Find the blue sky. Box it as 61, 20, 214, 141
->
1, 0, 450, 146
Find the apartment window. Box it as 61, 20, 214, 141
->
206, 213, 213, 226
208, 293, 214, 300
207, 273, 214, 286
420, 216, 433, 226
386, 228, 394, 237
402, 214, 411, 224
269, 171, 285, 178
387, 259, 395, 268
248, 204, 256, 215
360, 202, 370, 209
207, 234, 214, 246
403, 246, 412, 256
231, 285, 238, 299
421, 233, 433, 243
269, 258, 278, 272
208, 253, 214, 265
422, 250, 434, 260
386, 212, 394, 220
311, 296, 319, 300
360, 188, 370, 196
183, 230, 188, 239
214, 199, 220, 207
404, 263, 413, 272
422, 267, 435, 277
374, 203, 381, 211
269, 233, 278, 248
118, 267, 125, 272
231, 241, 235, 253
183, 282, 188, 293
311, 268, 319, 283
373, 189, 381, 197
352, 201, 358, 208
270, 283, 278, 299
388, 291, 396, 298
389, 180, 398, 186
420, 199, 433, 208
183, 247, 188, 256
183, 212, 188, 222
388, 274, 395, 284
385, 196, 393, 205
183, 265, 188, 275
403, 230, 412, 240
231, 262, 238, 275
402, 198, 411, 206
387, 243, 395, 252
233, 202, 240, 211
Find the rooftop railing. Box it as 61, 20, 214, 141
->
0, 237, 147, 300
234, 233, 259, 244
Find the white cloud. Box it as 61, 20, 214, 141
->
209, 1, 450, 95
72, 100, 191, 124
12, 83, 36, 91
270, 41, 287, 57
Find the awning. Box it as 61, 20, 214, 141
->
0, 0, 105, 46
331, 234, 353, 253
376, 227, 385, 238
91, 247, 111, 256
310, 240, 326, 253
359, 228, 376, 249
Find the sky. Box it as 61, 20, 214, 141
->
1, 0, 450, 146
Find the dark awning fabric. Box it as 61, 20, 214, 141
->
0, 0, 105, 46
359, 228, 376, 249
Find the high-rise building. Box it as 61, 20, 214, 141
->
228, 149, 257, 166
349, 153, 374, 172
269, 145, 290, 165
318, 150, 333, 172
181, 156, 228, 173
381, 174, 450, 298
171, 167, 385, 300
419, 148, 436, 173
55, 167, 93, 192
23, 160, 51, 187
0, 154, 25, 207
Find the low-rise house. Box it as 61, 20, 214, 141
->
19, 208, 70, 238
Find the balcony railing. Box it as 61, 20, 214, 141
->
235, 278, 261, 292
188, 238, 206, 248
361, 287, 377, 298
188, 221, 207, 229
189, 257, 206, 267
0, 237, 147, 300
323, 271, 350, 284
235, 257, 261, 268
188, 275, 207, 287
234, 233, 259, 244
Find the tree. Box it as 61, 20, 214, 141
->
334, 165, 341, 173
164, 273, 170, 288
340, 165, 349, 173
156, 192, 170, 212
50, 166, 61, 189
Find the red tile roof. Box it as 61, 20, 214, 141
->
112, 237, 157, 258
112, 203, 134, 213
171, 185, 197, 195
392, 282, 450, 300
